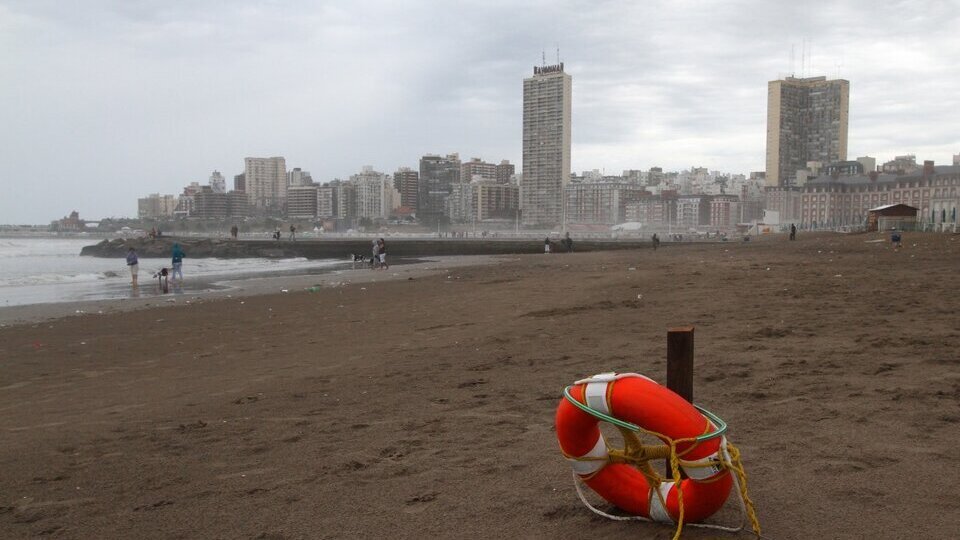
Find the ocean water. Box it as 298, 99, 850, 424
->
0, 237, 341, 307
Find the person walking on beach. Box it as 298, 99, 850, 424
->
126, 247, 139, 287
231, 225, 239, 239
171, 243, 185, 282
378, 238, 388, 270
789, 223, 797, 241
562, 232, 573, 252
371, 239, 380, 269
652, 233, 660, 250
289, 224, 297, 241
544, 237, 551, 254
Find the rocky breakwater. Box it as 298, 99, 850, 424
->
81, 236, 653, 259
80, 237, 301, 259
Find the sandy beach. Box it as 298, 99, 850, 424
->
0, 232, 957, 539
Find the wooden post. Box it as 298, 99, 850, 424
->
667, 326, 695, 403
666, 326, 694, 478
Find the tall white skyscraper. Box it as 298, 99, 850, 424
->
522, 62, 572, 228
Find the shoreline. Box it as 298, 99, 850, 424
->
0, 255, 501, 326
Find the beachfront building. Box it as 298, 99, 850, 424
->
708, 195, 740, 229
138, 193, 177, 219
522, 62, 572, 228
446, 183, 476, 223
766, 76, 849, 188
476, 182, 519, 221
351, 166, 400, 220
764, 187, 802, 223
316, 185, 338, 219
447, 181, 520, 223
624, 195, 676, 228
194, 187, 228, 219
287, 185, 319, 219
461, 158, 498, 184
797, 162, 959, 229
287, 168, 312, 188
394, 167, 419, 212
419, 153, 461, 221
244, 156, 287, 212
676, 196, 710, 229
496, 160, 515, 184
209, 171, 226, 194
227, 191, 250, 218
564, 180, 648, 225
333, 181, 356, 222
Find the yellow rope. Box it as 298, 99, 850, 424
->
569, 425, 762, 539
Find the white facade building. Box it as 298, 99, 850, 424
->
209, 171, 226, 194
244, 156, 287, 210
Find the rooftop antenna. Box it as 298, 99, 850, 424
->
556, 43, 560, 65
542, 49, 546, 67
790, 44, 795, 77
801, 38, 806, 78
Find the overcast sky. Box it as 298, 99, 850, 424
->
2, 0, 959, 223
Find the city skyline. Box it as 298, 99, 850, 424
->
2, 1, 959, 223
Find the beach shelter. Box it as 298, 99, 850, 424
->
866, 204, 918, 232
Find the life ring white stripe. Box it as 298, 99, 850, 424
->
585, 381, 611, 415
569, 434, 608, 475
648, 481, 675, 523
680, 436, 727, 480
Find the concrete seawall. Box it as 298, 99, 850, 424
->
80, 237, 651, 259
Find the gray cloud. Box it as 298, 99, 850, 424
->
1, 0, 958, 222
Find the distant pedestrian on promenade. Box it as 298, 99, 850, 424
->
562, 232, 573, 252
274, 228, 281, 241
544, 237, 552, 254
231, 225, 239, 239
126, 247, 139, 287
289, 224, 297, 241
371, 239, 380, 269
171, 243, 185, 282
652, 233, 660, 250
378, 238, 388, 269
789, 223, 797, 241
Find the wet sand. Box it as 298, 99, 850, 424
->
0, 233, 957, 539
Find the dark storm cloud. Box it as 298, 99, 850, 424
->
0, 0, 958, 222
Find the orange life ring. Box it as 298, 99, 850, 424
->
555, 373, 732, 523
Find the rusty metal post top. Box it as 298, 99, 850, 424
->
668, 326, 695, 334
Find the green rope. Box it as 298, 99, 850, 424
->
562, 385, 728, 443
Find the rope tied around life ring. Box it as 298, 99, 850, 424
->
563, 386, 762, 539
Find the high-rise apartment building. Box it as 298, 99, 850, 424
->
461, 158, 498, 183
522, 63, 572, 227
393, 167, 419, 210
350, 166, 399, 220
496, 160, 515, 184
419, 153, 461, 220
244, 156, 287, 211
766, 76, 849, 187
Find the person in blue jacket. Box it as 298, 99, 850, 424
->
171, 243, 186, 282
